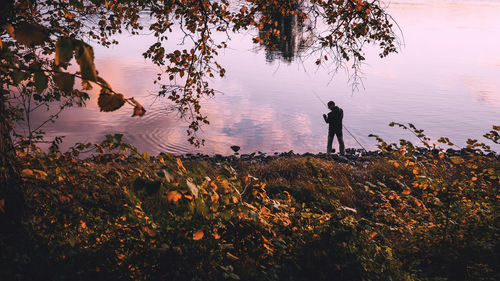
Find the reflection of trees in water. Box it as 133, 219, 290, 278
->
258, 11, 314, 63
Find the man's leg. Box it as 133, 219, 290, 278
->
327, 132, 334, 154
337, 131, 345, 156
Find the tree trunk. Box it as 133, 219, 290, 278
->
0, 86, 24, 228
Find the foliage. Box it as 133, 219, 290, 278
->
1, 125, 498, 280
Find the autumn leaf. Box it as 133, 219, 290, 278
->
81, 79, 92, 90
132, 105, 146, 117
74, 40, 98, 81
193, 229, 204, 240
210, 192, 219, 203
402, 188, 411, 195
449, 156, 464, 165
21, 168, 34, 178
98, 91, 125, 112
4, 24, 14, 38
53, 72, 75, 94
7, 22, 49, 46
167, 190, 182, 203
142, 227, 156, 237
129, 97, 146, 117
176, 158, 187, 173
55, 38, 74, 66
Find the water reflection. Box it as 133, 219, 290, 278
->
256, 8, 314, 63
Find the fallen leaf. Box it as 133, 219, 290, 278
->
21, 169, 34, 178
193, 229, 204, 240
167, 190, 182, 203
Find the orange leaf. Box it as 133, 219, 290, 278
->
402, 188, 411, 195
176, 158, 187, 173
193, 229, 204, 240
368, 231, 378, 240
167, 190, 182, 203
210, 181, 218, 192
21, 168, 34, 178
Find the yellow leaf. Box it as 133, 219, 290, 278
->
80, 220, 87, 229
98, 92, 125, 112
212, 232, 221, 239
167, 190, 182, 203
193, 229, 204, 240
471, 177, 477, 181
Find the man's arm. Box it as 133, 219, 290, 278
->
323, 113, 329, 123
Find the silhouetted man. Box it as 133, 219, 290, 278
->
323, 101, 345, 156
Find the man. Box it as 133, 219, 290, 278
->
323, 101, 345, 156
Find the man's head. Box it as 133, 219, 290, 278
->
327, 101, 335, 110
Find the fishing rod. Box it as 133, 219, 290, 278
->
312, 91, 368, 154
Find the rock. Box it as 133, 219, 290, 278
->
230, 145, 240, 153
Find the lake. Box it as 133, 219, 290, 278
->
26, 0, 500, 155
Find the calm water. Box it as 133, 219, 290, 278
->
27, 0, 500, 155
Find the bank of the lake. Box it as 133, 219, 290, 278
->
1, 134, 498, 281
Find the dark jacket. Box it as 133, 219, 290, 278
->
324, 106, 343, 133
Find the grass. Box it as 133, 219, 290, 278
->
1, 127, 499, 280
